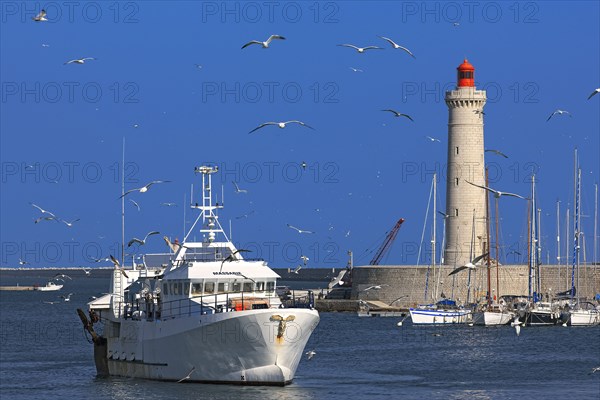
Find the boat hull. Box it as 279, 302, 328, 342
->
409, 308, 471, 324
472, 310, 513, 326
561, 309, 600, 326
100, 308, 319, 385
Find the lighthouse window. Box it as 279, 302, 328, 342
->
455, 146, 459, 155
455, 209, 459, 217
455, 178, 459, 186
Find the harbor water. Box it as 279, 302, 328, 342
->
1, 269, 599, 399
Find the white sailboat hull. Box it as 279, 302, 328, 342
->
565, 309, 600, 326
409, 308, 471, 324
102, 308, 319, 385
472, 310, 513, 326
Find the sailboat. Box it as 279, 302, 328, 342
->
559, 166, 600, 326
409, 174, 471, 325
472, 170, 514, 326
522, 175, 561, 326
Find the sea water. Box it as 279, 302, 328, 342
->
1, 269, 599, 399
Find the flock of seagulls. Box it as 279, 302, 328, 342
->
31, 203, 79, 227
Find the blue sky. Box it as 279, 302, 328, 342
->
1, 1, 599, 269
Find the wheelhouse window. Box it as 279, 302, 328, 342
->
191, 282, 202, 295
163, 283, 169, 295
204, 281, 215, 294
232, 282, 241, 292
256, 281, 265, 292
217, 282, 229, 293
266, 281, 275, 294
172, 282, 179, 295
243, 282, 253, 292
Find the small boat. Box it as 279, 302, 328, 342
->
472, 302, 513, 326
78, 165, 319, 385
409, 299, 471, 324
33, 281, 63, 291
560, 301, 600, 326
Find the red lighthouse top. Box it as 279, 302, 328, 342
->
457, 59, 475, 87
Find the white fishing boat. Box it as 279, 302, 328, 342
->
78, 165, 319, 385
34, 281, 63, 291
472, 303, 513, 326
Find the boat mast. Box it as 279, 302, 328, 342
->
484, 168, 492, 305
556, 199, 561, 286
537, 206, 542, 297
121, 137, 125, 266
528, 175, 536, 301
570, 168, 580, 300
432, 173, 437, 300
594, 183, 598, 265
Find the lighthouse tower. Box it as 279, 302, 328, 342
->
443, 59, 487, 266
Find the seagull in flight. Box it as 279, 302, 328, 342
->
376, 36, 415, 58
53, 273, 72, 281
129, 199, 141, 211
362, 284, 389, 291
337, 44, 383, 53
128, 231, 160, 247
219, 249, 252, 272
473, 109, 485, 116
291, 265, 302, 274
426, 136, 441, 142
511, 317, 522, 336
61, 293, 74, 302
34, 216, 59, 224
82, 267, 92, 275
587, 88, 600, 100
305, 350, 316, 360
287, 224, 315, 234
91, 256, 110, 263
236, 211, 255, 219
465, 181, 527, 199
448, 253, 489, 276
589, 367, 600, 374
160, 202, 177, 207
546, 109, 571, 121
19, 258, 29, 265
249, 120, 314, 134
300, 255, 309, 265
109, 255, 129, 278
32, 10, 47, 22
381, 109, 414, 121
119, 181, 171, 198
64, 57, 96, 65
31, 203, 56, 218
349, 67, 364, 72
241, 34, 285, 49
177, 366, 196, 383
232, 181, 248, 194
61, 218, 80, 227
485, 149, 508, 158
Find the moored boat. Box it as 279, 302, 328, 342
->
34, 281, 63, 291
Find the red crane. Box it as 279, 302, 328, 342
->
369, 218, 405, 265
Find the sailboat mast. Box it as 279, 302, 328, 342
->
121, 137, 125, 266
432, 173, 437, 300
570, 168, 580, 300
556, 200, 561, 287
594, 183, 598, 265
484, 168, 492, 304
537, 206, 542, 296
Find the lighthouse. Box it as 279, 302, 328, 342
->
443, 59, 487, 266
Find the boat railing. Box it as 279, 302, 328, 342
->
279, 290, 315, 309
